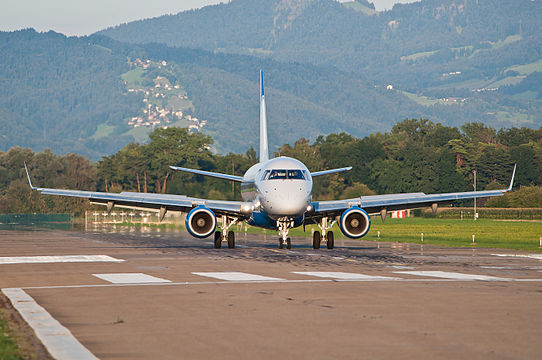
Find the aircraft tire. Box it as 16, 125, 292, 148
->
278, 238, 283, 249
227, 231, 235, 249
214, 231, 222, 249
313, 231, 321, 249
327, 231, 334, 249
286, 237, 291, 250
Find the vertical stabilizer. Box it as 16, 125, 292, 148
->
259, 70, 269, 162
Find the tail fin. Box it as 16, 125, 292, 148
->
259, 69, 269, 162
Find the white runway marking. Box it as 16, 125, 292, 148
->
292, 271, 399, 280
394, 271, 511, 281
2, 288, 98, 360
0, 255, 124, 264
192, 272, 284, 281
93, 273, 171, 284
492, 254, 542, 260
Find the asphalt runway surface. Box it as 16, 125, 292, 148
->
1, 225, 542, 359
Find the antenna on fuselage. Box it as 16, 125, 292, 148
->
259, 69, 269, 163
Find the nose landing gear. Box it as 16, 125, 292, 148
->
277, 218, 293, 250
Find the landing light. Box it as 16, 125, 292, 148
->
241, 204, 253, 214
306, 205, 313, 212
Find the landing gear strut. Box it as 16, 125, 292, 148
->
277, 218, 293, 250
313, 217, 335, 249
214, 215, 238, 249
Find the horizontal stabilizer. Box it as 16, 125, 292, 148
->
169, 166, 244, 182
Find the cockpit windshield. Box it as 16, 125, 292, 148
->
262, 169, 306, 180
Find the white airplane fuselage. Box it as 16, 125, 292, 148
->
241, 156, 312, 226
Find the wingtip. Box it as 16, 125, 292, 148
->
24, 162, 37, 190
260, 69, 264, 97
507, 164, 517, 192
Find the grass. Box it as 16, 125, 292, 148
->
360, 217, 542, 251
506, 59, 542, 75
90, 123, 116, 140
398, 90, 451, 107
0, 316, 23, 360
342, 1, 377, 15
121, 67, 145, 86
245, 217, 542, 251
400, 50, 437, 62
92, 216, 542, 252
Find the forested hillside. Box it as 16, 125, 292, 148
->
99, 0, 542, 128
0, 29, 142, 158
2, 1, 541, 159
2, 120, 541, 214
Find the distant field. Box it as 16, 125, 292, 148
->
267, 218, 542, 251
506, 59, 542, 75
93, 216, 542, 252
400, 50, 437, 62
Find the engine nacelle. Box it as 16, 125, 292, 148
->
185, 206, 217, 238
339, 207, 371, 239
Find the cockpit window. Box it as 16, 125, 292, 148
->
287, 170, 305, 179
264, 169, 305, 180
268, 170, 287, 180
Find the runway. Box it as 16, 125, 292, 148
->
1, 226, 542, 359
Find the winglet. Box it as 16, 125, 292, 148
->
24, 162, 37, 190
259, 69, 269, 162
506, 164, 516, 192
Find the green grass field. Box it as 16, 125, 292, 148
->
109, 217, 542, 252
0, 316, 23, 360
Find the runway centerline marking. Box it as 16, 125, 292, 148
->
2, 288, 98, 360
0, 255, 125, 265
93, 273, 171, 284
292, 271, 400, 280
394, 271, 512, 281
192, 272, 284, 281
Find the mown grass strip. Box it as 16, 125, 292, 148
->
0, 315, 24, 360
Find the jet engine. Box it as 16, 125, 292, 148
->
339, 207, 371, 239
185, 206, 217, 238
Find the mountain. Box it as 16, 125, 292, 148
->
0, 29, 422, 158
99, 0, 542, 125
2, 0, 541, 159
0, 29, 141, 158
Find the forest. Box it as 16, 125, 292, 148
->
1, 119, 541, 215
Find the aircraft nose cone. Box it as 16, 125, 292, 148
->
262, 184, 310, 216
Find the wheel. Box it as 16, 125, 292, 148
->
286, 237, 291, 250
278, 238, 283, 249
227, 230, 235, 249
214, 231, 222, 249
326, 231, 334, 249
313, 231, 321, 249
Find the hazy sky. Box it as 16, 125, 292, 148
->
1, 0, 420, 36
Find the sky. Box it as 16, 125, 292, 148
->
0, 0, 420, 36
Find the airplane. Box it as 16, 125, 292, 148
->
25, 70, 516, 250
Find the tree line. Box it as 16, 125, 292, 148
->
1, 119, 541, 215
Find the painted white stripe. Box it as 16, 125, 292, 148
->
0, 255, 124, 265
292, 271, 399, 280
492, 254, 542, 260
192, 272, 283, 281
93, 273, 170, 284
394, 271, 511, 281
2, 288, 98, 360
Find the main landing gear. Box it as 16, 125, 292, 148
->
312, 216, 335, 249
214, 215, 238, 249
277, 218, 293, 250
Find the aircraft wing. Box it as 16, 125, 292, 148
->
310, 165, 516, 218
25, 164, 248, 218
